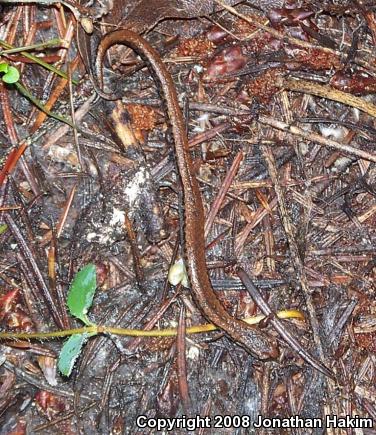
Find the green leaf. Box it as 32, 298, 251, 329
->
0, 63, 8, 73
2, 66, 20, 84
0, 224, 7, 235
67, 264, 96, 325
58, 333, 88, 377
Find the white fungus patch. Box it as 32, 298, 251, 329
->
110, 208, 126, 226
193, 125, 206, 132
47, 144, 79, 167
19, 181, 31, 191
352, 107, 360, 122
332, 156, 353, 172
86, 232, 98, 242
298, 141, 309, 156
85, 206, 126, 244
197, 113, 209, 123
124, 167, 148, 206
187, 344, 200, 360
319, 125, 348, 141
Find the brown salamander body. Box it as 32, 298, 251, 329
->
95, 29, 279, 359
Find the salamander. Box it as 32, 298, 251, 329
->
95, 29, 279, 359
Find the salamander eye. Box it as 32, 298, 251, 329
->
168, 258, 190, 288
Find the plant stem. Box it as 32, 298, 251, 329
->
0, 39, 78, 84
1, 38, 64, 55
15, 82, 75, 128
0, 325, 97, 340
0, 309, 303, 340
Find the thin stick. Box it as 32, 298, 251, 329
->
280, 77, 376, 119
259, 144, 333, 380
259, 115, 376, 163
204, 151, 243, 237
236, 267, 335, 380
177, 305, 191, 413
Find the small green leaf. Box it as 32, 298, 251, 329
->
2, 66, 20, 84
0, 63, 8, 73
0, 224, 7, 235
67, 264, 96, 325
58, 333, 88, 377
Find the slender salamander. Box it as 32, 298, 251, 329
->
95, 29, 279, 359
